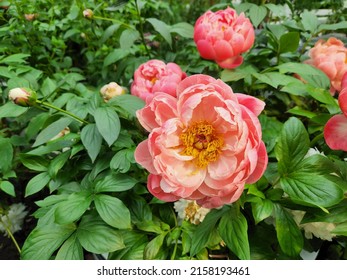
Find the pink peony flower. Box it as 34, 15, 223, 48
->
135, 74, 268, 208
193, 7, 255, 69
305, 37, 347, 94
130, 59, 187, 103
324, 72, 347, 151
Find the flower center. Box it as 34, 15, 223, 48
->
180, 121, 223, 168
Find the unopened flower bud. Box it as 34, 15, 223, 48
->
83, 9, 93, 19
9, 87, 37, 107
24, 13, 38, 21
100, 82, 126, 101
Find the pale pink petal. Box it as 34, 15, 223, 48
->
147, 174, 180, 202
134, 140, 158, 175
324, 114, 347, 151
245, 141, 268, 184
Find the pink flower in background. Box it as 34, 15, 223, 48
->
324, 72, 347, 151
305, 37, 347, 94
135, 74, 268, 208
131, 59, 186, 103
193, 7, 255, 69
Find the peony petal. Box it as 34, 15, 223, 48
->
338, 88, 347, 117
134, 140, 158, 174
213, 40, 234, 61
196, 39, 216, 60
245, 141, 268, 184
235, 93, 265, 116
217, 56, 243, 69
324, 114, 347, 151
147, 174, 180, 202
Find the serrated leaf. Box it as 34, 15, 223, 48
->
274, 117, 309, 174
21, 223, 75, 260
33, 117, 72, 147
25, 172, 51, 197
280, 172, 343, 208
94, 194, 131, 229
76, 214, 125, 254
81, 124, 102, 162
55, 233, 83, 260
55, 192, 92, 224
147, 18, 172, 47
218, 207, 250, 260
274, 204, 303, 257
94, 107, 120, 146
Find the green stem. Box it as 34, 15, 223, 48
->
135, 0, 151, 58
36, 100, 89, 124
5, 225, 21, 254
92, 15, 135, 30
310, 132, 324, 147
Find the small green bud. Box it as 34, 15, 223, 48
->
8, 87, 37, 107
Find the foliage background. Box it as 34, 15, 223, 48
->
0, 0, 347, 260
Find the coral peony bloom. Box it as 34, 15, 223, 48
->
324, 73, 347, 151
130, 59, 186, 103
135, 74, 268, 208
194, 7, 255, 69
305, 37, 347, 94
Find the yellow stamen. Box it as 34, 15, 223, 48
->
180, 121, 223, 168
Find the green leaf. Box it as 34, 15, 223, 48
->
21, 223, 75, 260
331, 222, 347, 237
94, 107, 120, 146
55, 192, 92, 224
170, 22, 194, 38
110, 149, 134, 173
190, 207, 228, 256
276, 63, 330, 89
318, 21, 347, 32
0, 137, 13, 173
76, 213, 125, 254
253, 72, 300, 88
128, 195, 153, 223
147, 18, 172, 47
287, 106, 317, 119
251, 199, 274, 224
41, 77, 58, 97
94, 173, 137, 193
25, 172, 51, 197
303, 200, 347, 223
81, 124, 103, 162
274, 117, 309, 174
249, 4, 267, 27
109, 94, 145, 118
103, 49, 129, 67
94, 194, 131, 229
301, 10, 319, 33
144, 233, 167, 260
220, 69, 248, 82
274, 204, 303, 257
0, 102, 27, 118
0, 181, 15, 197
100, 24, 120, 44
19, 154, 49, 172
218, 207, 250, 260
279, 32, 300, 53
48, 150, 71, 178
120, 29, 140, 49
280, 172, 343, 208
259, 115, 283, 153
0, 53, 30, 65
33, 117, 72, 147
55, 232, 83, 260
108, 230, 147, 260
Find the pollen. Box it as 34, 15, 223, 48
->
180, 121, 224, 168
